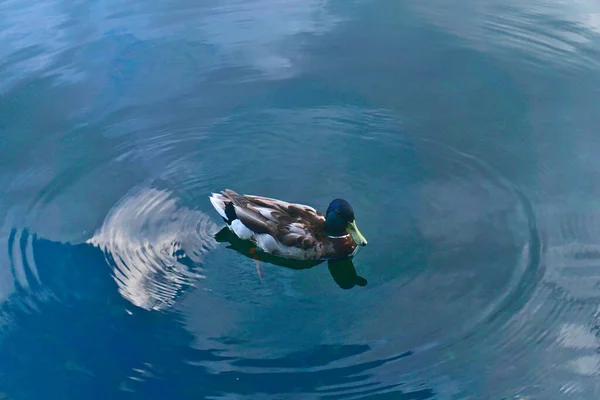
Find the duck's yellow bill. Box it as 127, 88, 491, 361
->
347, 221, 368, 246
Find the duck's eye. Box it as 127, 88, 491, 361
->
335, 210, 341, 216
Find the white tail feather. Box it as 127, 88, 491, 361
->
209, 193, 227, 219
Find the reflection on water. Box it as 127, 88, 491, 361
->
88, 185, 219, 311
410, 0, 600, 71
214, 226, 369, 289
2, 0, 600, 398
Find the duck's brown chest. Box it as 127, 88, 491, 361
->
328, 235, 357, 259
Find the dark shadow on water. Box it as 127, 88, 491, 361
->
0, 233, 429, 400
214, 226, 368, 289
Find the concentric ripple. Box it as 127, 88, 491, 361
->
87, 185, 219, 311
0, 100, 546, 399
158, 106, 545, 398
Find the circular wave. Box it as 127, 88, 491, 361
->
0, 99, 576, 399
154, 106, 545, 398
88, 184, 219, 311
0, 100, 545, 400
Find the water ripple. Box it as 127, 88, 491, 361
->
2, 0, 599, 396
88, 185, 219, 311
411, 0, 600, 72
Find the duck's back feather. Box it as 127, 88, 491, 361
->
209, 189, 331, 258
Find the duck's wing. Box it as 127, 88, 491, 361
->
244, 193, 327, 249
215, 190, 326, 250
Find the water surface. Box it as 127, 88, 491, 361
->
1, 0, 600, 398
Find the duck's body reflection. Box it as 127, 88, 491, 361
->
214, 227, 367, 289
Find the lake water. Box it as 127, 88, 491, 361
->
2, 0, 600, 398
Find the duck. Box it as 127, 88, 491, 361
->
209, 189, 367, 261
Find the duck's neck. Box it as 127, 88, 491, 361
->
325, 220, 347, 238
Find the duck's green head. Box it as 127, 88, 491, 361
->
325, 199, 368, 246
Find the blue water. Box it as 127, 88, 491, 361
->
2, 0, 600, 398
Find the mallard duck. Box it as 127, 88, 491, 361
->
209, 189, 367, 261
